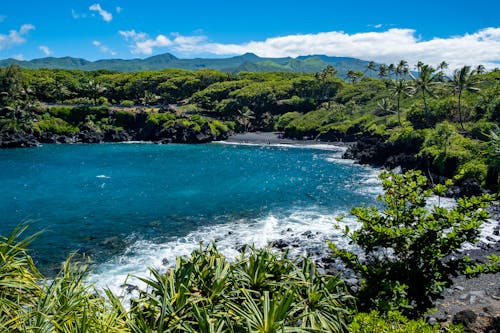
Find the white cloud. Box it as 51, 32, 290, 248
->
12, 54, 24, 60
39, 45, 52, 56
119, 30, 172, 54
89, 3, 112, 22
93, 40, 116, 56
120, 27, 500, 70
374, 24, 382, 29
19, 24, 35, 35
119, 29, 147, 42
0, 24, 35, 50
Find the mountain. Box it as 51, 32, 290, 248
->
0, 53, 375, 77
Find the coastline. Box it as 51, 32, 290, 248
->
223, 131, 354, 147
225, 131, 500, 331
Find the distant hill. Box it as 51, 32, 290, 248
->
0, 53, 376, 77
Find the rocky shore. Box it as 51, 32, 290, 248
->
223, 131, 500, 332
0, 117, 228, 148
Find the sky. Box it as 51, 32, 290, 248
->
0, 0, 499, 69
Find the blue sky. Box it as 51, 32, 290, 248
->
1, 0, 499, 69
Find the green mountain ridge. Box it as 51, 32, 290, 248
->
0, 53, 374, 76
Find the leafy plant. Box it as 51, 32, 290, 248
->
330, 170, 494, 317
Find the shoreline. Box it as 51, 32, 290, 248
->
223, 131, 354, 147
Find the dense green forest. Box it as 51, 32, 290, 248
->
1, 60, 499, 192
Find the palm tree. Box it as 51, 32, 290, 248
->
378, 64, 388, 78
364, 61, 377, 76
474, 64, 486, 75
388, 64, 396, 77
437, 61, 449, 71
396, 60, 409, 78
451, 65, 479, 129
409, 63, 442, 117
236, 106, 255, 132
389, 79, 414, 125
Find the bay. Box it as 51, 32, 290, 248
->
0, 142, 380, 290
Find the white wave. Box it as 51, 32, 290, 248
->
88, 208, 358, 299
214, 141, 348, 152
96, 175, 111, 179
119, 141, 153, 144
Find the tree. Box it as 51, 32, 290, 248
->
396, 60, 409, 78
85, 80, 106, 105
364, 61, 377, 76
346, 70, 363, 84
409, 63, 442, 117
235, 106, 255, 132
330, 170, 495, 318
474, 64, 486, 75
378, 64, 388, 78
388, 79, 414, 125
451, 65, 479, 129
388, 64, 396, 77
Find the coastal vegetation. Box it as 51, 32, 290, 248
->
1, 60, 499, 191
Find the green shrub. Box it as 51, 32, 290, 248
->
146, 112, 176, 126
35, 117, 79, 134
459, 159, 488, 184
407, 99, 451, 129
48, 106, 109, 125
349, 311, 462, 333
330, 170, 494, 318
419, 122, 481, 177
209, 120, 230, 136
119, 100, 135, 107
111, 109, 136, 129
275, 111, 302, 131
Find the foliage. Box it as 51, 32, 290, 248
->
349, 311, 462, 333
275, 111, 302, 131
35, 117, 80, 135
330, 170, 494, 318
419, 122, 482, 177
0, 228, 356, 332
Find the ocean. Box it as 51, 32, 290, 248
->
0, 142, 382, 294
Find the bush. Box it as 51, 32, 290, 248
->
119, 100, 135, 107
275, 111, 302, 131
407, 99, 451, 129
48, 106, 109, 125
330, 170, 494, 318
209, 120, 230, 136
349, 311, 462, 333
35, 117, 79, 134
419, 122, 481, 177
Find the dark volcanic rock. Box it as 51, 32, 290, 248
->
104, 128, 131, 142
452, 310, 477, 330
0, 132, 39, 148
77, 130, 103, 143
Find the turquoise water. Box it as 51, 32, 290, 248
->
0, 142, 380, 284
